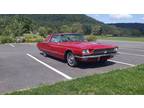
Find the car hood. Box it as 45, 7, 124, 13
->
59, 42, 117, 49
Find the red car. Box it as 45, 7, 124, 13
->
37, 33, 118, 67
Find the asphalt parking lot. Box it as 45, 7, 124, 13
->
0, 40, 144, 94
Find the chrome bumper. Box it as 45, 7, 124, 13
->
75, 53, 118, 59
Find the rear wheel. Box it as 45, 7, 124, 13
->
42, 51, 48, 57
66, 52, 77, 67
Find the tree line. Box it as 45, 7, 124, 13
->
0, 15, 143, 37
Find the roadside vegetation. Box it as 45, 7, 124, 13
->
24, 34, 44, 43
8, 64, 144, 95
0, 34, 44, 44
96, 35, 144, 42
0, 36, 16, 44
86, 35, 97, 41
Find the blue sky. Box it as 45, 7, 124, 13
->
87, 14, 144, 23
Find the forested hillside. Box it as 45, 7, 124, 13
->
0, 14, 144, 37
109, 23, 144, 36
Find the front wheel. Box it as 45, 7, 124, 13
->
66, 52, 78, 67
99, 59, 107, 63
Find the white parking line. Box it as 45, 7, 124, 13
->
108, 59, 136, 67
120, 52, 144, 57
26, 53, 72, 80
9, 44, 15, 47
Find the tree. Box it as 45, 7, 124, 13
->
2, 15, 33, 36
46, 27, 53, 34
71, 23, 83, 33
82, 24, 92, 35
38, 27, 47, 37
60, 25, 71, 33
0, 17, 8, 35
92, 25, 102, 35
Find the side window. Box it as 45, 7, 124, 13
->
50, 36, 62, 42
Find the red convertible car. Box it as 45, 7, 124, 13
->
37, 33, 118, 67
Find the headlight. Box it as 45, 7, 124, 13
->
114, 47, 118, 52
82, 49, 90, 55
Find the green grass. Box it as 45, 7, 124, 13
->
8, 64, 144, 95
96, 35, 144, 42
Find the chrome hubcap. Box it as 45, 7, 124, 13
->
67, 53, 75, 66
43, 52, 47, 57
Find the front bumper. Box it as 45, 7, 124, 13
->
75, 52, 118, 59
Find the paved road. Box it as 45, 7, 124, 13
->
0, 40, 144, 94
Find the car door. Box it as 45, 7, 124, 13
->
49, 35, 64, 59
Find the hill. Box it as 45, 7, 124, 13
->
24, 14, 103, 26
109, 23, 144, 32
109, 23, 144, 36
0, 14, 105, 36
0, 14, 144, 37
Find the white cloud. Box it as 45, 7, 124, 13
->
109, 14, 133, 19
141, 17, 144, 20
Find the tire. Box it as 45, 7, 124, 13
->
66, 52, 77, 67
42, 51, 48, 57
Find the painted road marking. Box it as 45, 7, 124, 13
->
9, 44, 15, 47
26, 53, 72, 80
120, 52, 144, 57
108, 60, 136, 67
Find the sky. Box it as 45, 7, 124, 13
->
87, 14, 144, 24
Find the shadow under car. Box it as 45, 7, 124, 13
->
40, 52, 116, 69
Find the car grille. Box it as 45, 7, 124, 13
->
93, 48, 115, 55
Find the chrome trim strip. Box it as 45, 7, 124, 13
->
75, 53, 118, 59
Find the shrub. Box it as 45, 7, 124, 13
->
0, 36, 16, 44
16, 37, 25, 43
24, 34, 44, 43
86, 35, 97, 42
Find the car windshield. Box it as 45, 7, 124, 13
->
61, 34, 86, 42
